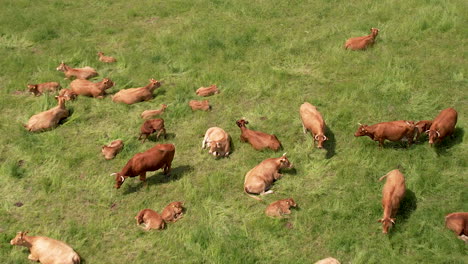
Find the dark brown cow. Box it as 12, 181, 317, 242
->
236, 119, 282, 151
426, 108, 457, 146
414, 120, 432, 142
354, 120, 415, 147
138, 118, 166, 143
445, 212, 468, 242
111, 143, 175, 189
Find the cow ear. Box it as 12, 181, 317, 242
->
390, 218, 396, 224
377, 219, 383, 223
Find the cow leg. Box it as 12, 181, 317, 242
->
138, 133, 143, 141
260, 190, 274, 196
142, 134, 149, 143
459, 235, 468, 242
163, 162, 172, 175
202, 135, 209, 149
139, 172, 147, 183
302, 122, 307, 134
28, 254, 39, 261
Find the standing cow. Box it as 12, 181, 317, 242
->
378, 169, 406, 234
300, 102, 328, 149
355, 120, 415, 147
426, 108, 457, 146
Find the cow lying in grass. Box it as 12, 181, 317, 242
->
196, 84, 219, 97
112, 79, 161, 104
102, 140, 124, 160
70, 78, 114, 98
236, 119, 282, 151
345, 28, 379, 50
161, 201, 184, 223
202, 127, 230, 157
56, 62, 98, 80
97, 52, 117, 63
189, 100, 211, 111
24, 96, 69, 132
27, 82, 61, 96
135, 209, 165, 230
141, 104, 167, 119
445, 212, 468, 242
265, 198, 297, 218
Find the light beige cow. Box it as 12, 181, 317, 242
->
300, 102, 328, 149
24, 96, 69, 132
202, 127, 230, 157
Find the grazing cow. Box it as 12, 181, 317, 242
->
314, 258, 341, 264
378, 169, 406, 234
10, 231, 80, 264
24, 96, 69, 132
135, 209, 165, 230
426, 108, 458, 146
345, 28, 379, 50
141, 104, 167, 119
354, 120, 415, 147
445, 212, 468, 242
202, 127, 230, 157
300, 102, 328, 149
189, 100, 211, 111
56, 62, 98, 80
244, 153, 293, 200
161, 201, 184, 223
27, 82, 61, 96
196, 84, 219, 97
236, 119, 282, 151
112, 79, 161, 104
97, 52, 117, 63
101, 140, 124, 160
139, 118, 166, 143
265, 198, 297, 218
58, 89, 77, 101
414, 120, 432, 142
111, 143, 175, 189
70, 78, 114, 98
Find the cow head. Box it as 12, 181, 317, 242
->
149, 78, 161, 89
56, 61, 66, 72
236, 119, 248, 128
426, 130, 440, 146
278, 153, 293, 169
111, 173, 126, 189
209, 141, 228, 157
354, 124, 369, 137
27, 84, 39, 96
371, 28, 379, 37
10, 231, 29, 246
97, 52, 104, 56
285, 198, 297, 207
314, 134, 328, 149
102, 78, 115, 90
378, 217, 395, 234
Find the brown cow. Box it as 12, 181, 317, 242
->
139, 118, 166, 143
378, 169, 406, 234
111, 143, 175, 189
56, 62, 98, 80
354, 120, 415, 147
101, 140, 124, 160
112, 79, 161, 104
244, 153, 293, 200
58, 89, 77, 101
314, 258, 341, 264
265, 198, 297, 218
135, 209, 165, 231
161, 201, 184, 223
70, 78, 114, 98
445, 212, 468, 242
345, 28, 379, 50
97, 52, 117, 63
414, 120, 432, 142
10, 231, 80, 264
236, 119, 282, 151
27, 82, 61, 96
202, 127, 230, 157
189, 100, 211, 111
141, 104, 167, 119
300, 102, 328, 149
426, 108, 457, 146
24, 96, 69, 132
196, 84, 219, 97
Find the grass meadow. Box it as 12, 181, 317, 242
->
0, 0, 467, 263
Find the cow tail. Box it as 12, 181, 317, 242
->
378, 172, 390, 182
244, 186, 262, 201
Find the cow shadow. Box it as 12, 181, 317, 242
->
435, 127, 464, 155
146, 132, 176, 142
324, 125, 336, 159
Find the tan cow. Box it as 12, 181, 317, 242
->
189, 100, 211, 111
24, 96, 69, 132
314, 257, 341, 264
70, 78, 114, 98
378, 169, 406, 234
27, 82, 61, 96
97, 52, 117, 63
265, 198, 297, 218
135, 209, 165, 231
161, 201, 184, 223
202, 127, 230, 157
10, 231, 80, 264
236, 119, 282, 151
300, 102, 328, 149
141, 104, 167, 119
112, 79, 161, 104
58, 89, 77, 101
445, 212, 468, 242
101, 140, 124, 160
196, 84, 219, 97
56, 62, 98, 80
345, 28, 379, 50
244, 153, 293, 200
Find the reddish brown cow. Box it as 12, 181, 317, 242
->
196, 85, 219, 97
27, 82, 61, 96
445, 212, 468, 242
111, 143, 175, 189
189, 100, 211, 111
139, 118, 166, 143
345, 28, 379, 50
112, 79, 161, 104
236, 119, 282, 151
135, 209, 165, 231
161, 201, 184, 223
378, 169, 406, 234
70, 78, 114, 98
414, 120, 432, 142
97, 52, 117, 63
265, 198, 297, 218
56, 62, 98, 80
300, 102, 328, 149
426, 108, 457, 146
354, 120, 415, 147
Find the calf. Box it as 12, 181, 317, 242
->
135, 209, 165, 230
161, 201, 184, 223
202, 127, 230, 157
244, 153, 293, 200
314, 258, 341, 264
58, 88, 77, 101
426, 108, 457, 146
101, 140, 124, 160
354, 120, 415, 147
189, 100, 211, 111
378, 169, 406, 234
265, 198, 297, 218
70, 78, 114, 98
414, 120, 432, 142
24, 96, 69, 132
300, 102, 328, 149
345, 28, 379, 50
97, 52, 117, 63
27, 82, 61, 96
445, 212, 468, 242
112, 79, 161, 104
236, 119, 282, 151
139, 118, 166, 143
10, 231, 80, 264
56, 62, 98, 80
141, 104, 167, 119
111, 143, 175, 189
196, 84, 219, 97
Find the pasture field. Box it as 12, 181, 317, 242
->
0, 0, 467, 263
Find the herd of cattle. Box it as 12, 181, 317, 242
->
10, 29, 466, 264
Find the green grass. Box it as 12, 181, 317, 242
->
0, 0, 467, 263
